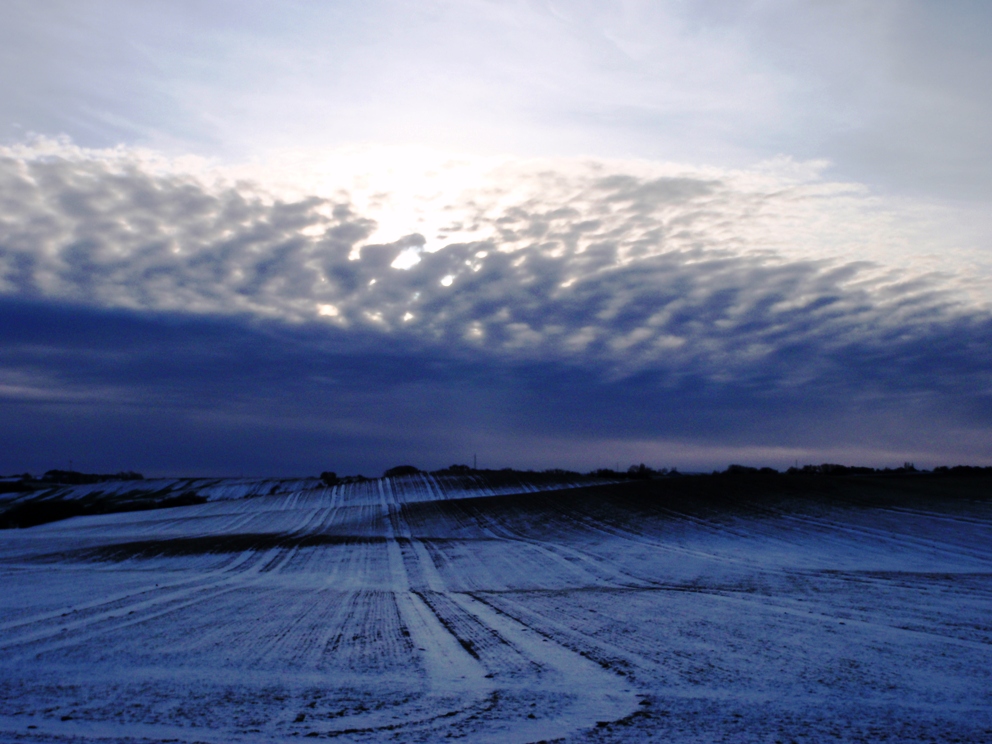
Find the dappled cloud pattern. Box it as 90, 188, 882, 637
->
0, 144, 986, 389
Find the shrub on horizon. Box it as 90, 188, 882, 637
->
434, 464, 472, 474
384, 465, 421, 478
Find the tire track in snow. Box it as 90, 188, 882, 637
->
381, 479, 640, 741
286, 479, 634, 742
278, 476, 499, 737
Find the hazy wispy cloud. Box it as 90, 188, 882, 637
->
5, 1, 992, 202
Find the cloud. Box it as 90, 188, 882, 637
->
0, 145, 985, 387
689, 0, 992, 198
1, 295, 989, 476
5, 1, 992, 207
1, 142, 990, 472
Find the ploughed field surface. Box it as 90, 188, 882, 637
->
1, 472, 992, 743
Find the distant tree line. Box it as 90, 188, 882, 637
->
0, 470, 145, 494
720, 463, 992, 476
313, 462, 992, 486
316, 463, 685, 484
37, 470, 145, 485
319, 472, 372, 486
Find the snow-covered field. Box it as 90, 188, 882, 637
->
1, 474, 991, 742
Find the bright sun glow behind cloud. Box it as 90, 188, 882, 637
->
226, 144, 992, 305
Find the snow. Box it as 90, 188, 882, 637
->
1, 475, 991, 742
3, 472, 600, 508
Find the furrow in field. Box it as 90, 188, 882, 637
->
746, 505, 992, 567
284, 590, 371, 670
460, 495, 760, 573
0, 547, 263, 637
317, 590, 416, 674
468, 590, 660, 678
0, 546, 285, 657
0, 581, 254, 664
432, 502, 663, 589
454, 498, 747, 592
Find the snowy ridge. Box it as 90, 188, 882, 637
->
5, 471, 603, 506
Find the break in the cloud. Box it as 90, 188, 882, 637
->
1, 141, 990, 474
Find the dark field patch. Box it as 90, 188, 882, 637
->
0, 492, 207, 529
52, 533, 391, 561
399, 472, 992, 538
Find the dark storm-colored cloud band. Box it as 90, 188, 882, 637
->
2, 294, 990, 474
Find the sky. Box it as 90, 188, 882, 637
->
1, 0, 991, 476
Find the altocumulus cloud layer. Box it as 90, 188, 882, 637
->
1, 143, 990, 474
